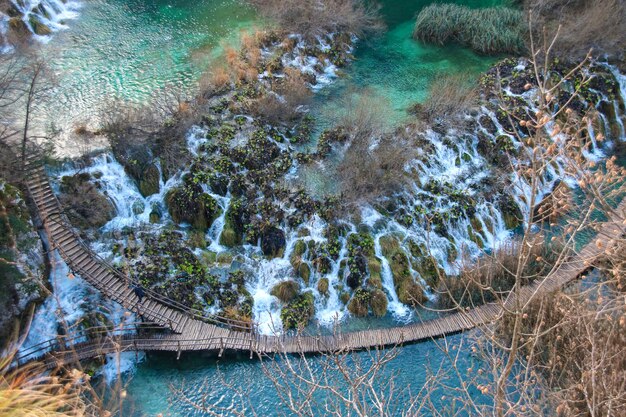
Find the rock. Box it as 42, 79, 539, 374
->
317, 277, 329, 295
298, 262, 311, 285
347, 288, 370, 317
28, 15, 51, 36
260, 227, 286, 258
370, 289, 388, 317
132, 200, 145, 215
139, 164, 161, 197
165, 186, 221, 231
271, 280, 299, 303
280, 291, 315, 329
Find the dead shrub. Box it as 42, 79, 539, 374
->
410, 74, 477, 124
526, 0, 626, 63
437, 238, 564, 309
249, 68, 312, 125
249, 0, 384, 41
334, 89, 410, 205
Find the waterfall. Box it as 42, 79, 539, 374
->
374, 235, 411, 319
8, 0, 81, 42
19, 251, 91, 358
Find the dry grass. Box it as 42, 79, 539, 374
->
249, 68, 312, 126
437, 238, 563, 309
334, 90, 413, 205
525, 0, 626, 63
337, 132, 414, 206
497, 285, 626, 416
410, 74, 478, 124
413, 4, 527, 55
249, 0, 384, 41
0, 353, 88, 417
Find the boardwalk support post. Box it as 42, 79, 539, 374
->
219, 338, 224, 358
177, 341, 181, 360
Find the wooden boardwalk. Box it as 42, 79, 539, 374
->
16, 156, 626, 369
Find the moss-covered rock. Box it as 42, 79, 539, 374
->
298, 262, 311, 285
370, 289, 388, 317
149, 202, 162, 224
260, 226, 286, 258
498, 194, 523, 230
388, 247, 427, 306
281, 291, 315, 329
165, 185, 221, 231
28, 15, 52, 36
59, 174, 116, 229
407, 240, 443, 288
138, 163, 161, 197
367, 257, 382, 288
271, 280, 299, 303
347, 288, 370, 317
317, 277, 329, 295
339, 291, 351, 305
293, 239, 307, 256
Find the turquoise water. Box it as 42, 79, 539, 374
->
40, 0, 255, 132
310, 0, 505, 128
124, 333, 491, 416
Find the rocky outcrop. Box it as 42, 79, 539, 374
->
0, 181, 45, 347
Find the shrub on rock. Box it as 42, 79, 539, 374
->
165, 185, 221, 231
281, 291, 315, 330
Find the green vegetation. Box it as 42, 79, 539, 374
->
413, 4, 526, 55
281, 291, 315, 330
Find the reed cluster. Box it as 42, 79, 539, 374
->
413, 4, 526, 55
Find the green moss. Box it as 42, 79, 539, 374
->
280, 291, 315, 329
271, 280, 300, 303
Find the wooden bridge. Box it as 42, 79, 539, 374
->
15, 155, 626, 369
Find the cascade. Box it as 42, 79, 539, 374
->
8, 0, 80, 42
